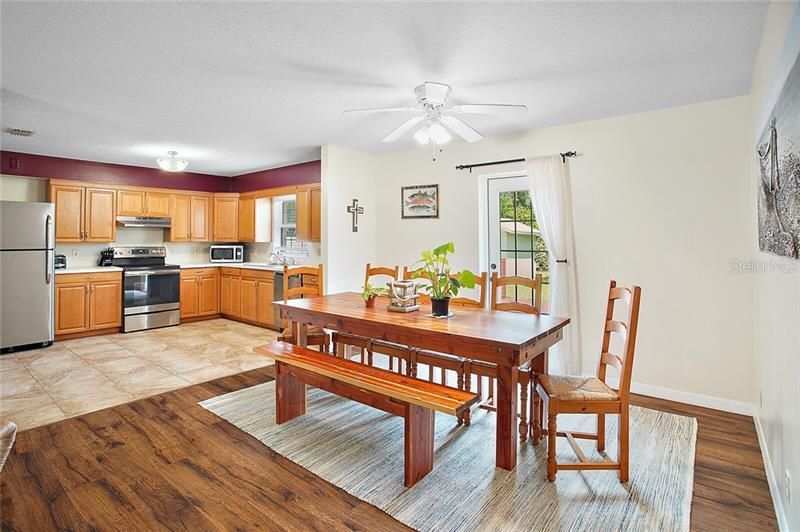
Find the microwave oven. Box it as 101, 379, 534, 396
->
210, 245, 244, 263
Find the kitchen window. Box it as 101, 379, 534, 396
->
272, 195, 306, 252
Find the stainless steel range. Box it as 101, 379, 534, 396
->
113, 246, 180, 332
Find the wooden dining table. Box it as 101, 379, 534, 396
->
274, 292, 570, 471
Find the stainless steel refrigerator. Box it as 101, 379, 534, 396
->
0, 201, 55, 351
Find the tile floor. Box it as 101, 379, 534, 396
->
0, 319, 277, 430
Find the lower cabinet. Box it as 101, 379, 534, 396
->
55, 272, 122, 337
180, 268, 219, 319
220, 268, 276, 329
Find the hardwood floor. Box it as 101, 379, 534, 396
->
0, 367, 778, 531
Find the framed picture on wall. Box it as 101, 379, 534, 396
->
401, 184, 439, 219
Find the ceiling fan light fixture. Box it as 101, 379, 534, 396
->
414, 125, 430, 144
156, 150, 189, 172
427, 121, 451, 144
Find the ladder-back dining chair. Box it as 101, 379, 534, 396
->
277, 264, 331, 353
490, 272, 543, 313
532, 280, 642, 482
333, 263, 400, 363
487, 272, 544, 441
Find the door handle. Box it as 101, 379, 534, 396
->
490, 263, 497, 270
45, 214, 52, 285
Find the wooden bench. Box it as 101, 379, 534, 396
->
255, 341, 479, 487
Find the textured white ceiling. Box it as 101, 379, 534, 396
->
0, 2, 766, 176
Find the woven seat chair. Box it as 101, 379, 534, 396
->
532, 280, 642, 482
277, 264, 331, 352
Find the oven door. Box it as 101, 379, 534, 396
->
123, 269, 180, 315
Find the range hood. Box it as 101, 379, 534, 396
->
116, 216, 171, 228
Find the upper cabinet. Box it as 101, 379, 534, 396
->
47, 179, 322, 246
117, 190, 170, 217
212, 195, 239, 242
296, 184, 321, 243
49, 183, 116, 243
169, 194, 211, 242
238, 197, 255, 242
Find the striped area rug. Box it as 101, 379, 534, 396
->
200, 381, 697, 531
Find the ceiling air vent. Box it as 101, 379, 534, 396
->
4, 127, 35, 137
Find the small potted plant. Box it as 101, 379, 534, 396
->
410, 242, 476, 317
361, 282, 387, 308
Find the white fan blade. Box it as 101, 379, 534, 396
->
343, 106, 418, 114
450, 103, 528, 114
440, 115, 483, 143
382, 116, 425, 142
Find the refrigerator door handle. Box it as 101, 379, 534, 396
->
45, 214, 53, 285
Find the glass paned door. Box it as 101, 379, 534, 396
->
487, 175, 550, 312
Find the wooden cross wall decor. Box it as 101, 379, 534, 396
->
346, 199, 364, 232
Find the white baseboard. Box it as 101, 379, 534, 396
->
601, 377, 755, 416
754, 414, 789, 532
596, 376, 786, 528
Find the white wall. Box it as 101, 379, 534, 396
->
0, 174, 47, 202
366, 97, 755, 409
750, 4, 800, 530
320, 145, 378, 293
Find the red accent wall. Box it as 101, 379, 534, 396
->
1, 151, 231, 192
230, 160, 321, 192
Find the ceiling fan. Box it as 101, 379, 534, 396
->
344, 82, 527, 159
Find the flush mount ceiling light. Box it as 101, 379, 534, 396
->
156, 151, 189, 172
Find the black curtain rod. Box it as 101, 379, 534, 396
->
455, 151, 577, 172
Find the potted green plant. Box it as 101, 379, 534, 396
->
361, 282, 387, 308
410, 242, 476, 317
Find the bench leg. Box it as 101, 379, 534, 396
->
404, 404, 434, 488
275, 363, 306, 424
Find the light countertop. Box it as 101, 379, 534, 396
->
178, 262, 286, 272
55, 266, 123, 274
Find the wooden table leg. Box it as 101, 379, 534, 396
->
495, 361, 519, 470
404, 404, 434, 487
298, 322, 308, 348
275, 363, 306, 424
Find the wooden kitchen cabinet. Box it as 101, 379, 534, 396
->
220, 273, 241, 317
49, 183, 116, 243
191, 196, 211, 241
238, 197, 255, 242
239, 277, 258, 322
50, 185, 84, 242
118, 190, 171, 217
213, 195, 239, 242
296, 185, 321, 243
198, 274, 219, 315
219, 268, 276, 328
180, 268, 219, 319
256, 278, 275, 327
55, 281, 90, 334
84, 188, 117, 242
169, 194, 211, 242
55, 272, 121, 337
89, 278, 123, 329
146, 192, 171, 216
180, 275, 199, 318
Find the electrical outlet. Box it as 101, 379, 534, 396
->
785, 470, 792, 504
71, 248, 79, 257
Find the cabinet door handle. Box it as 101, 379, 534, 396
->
85, 284, 90, 294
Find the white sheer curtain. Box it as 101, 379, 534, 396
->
527, 154, 580, 375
